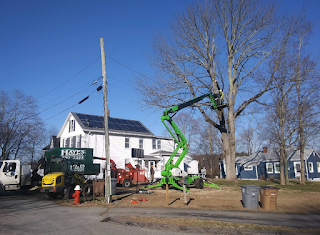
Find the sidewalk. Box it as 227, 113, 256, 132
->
103, 207, 320, 228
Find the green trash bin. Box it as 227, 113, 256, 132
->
260, 186, 279, 210
241, 185, 261, 209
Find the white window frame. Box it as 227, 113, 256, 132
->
274, 162, 280, 174
266, 163, 273, 174
308, 162, 314, 173
157, 140, 161, 149
152, 139, 156, 149
235, 166, 238, 175
244, 165, 253, 171
317, 162, 320, 173
125, 137, 129, 148
139, 139, 143, 149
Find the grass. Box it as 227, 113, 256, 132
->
119, 216, 320, 233
207, 178, 320, 192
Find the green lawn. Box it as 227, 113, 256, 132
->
207, 178, 320, 192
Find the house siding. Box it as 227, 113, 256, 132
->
307, 152, 320, 180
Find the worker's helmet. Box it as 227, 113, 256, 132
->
74, 185, 81, 191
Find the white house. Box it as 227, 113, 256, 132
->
57, 112, 199, 180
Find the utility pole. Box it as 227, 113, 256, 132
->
100, 38, 111, 203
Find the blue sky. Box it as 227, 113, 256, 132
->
0, 0, 319, 138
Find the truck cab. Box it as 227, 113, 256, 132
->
0, 160, 31, 191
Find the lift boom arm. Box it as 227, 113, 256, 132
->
161, 93, 220, 177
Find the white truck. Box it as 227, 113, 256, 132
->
0, 160, 31, 192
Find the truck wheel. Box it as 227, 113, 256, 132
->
194, 178, 204, 189
65, 185, 75, 199
122, 179, 131, 188
83, 184, 93, 196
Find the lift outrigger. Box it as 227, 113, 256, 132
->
145, 90, 227, 192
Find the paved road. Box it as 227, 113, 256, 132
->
1, 190, 320, 235
105, 207, 320, 228
0, 190, 201, 235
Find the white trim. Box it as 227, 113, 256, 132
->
294, 162, 301, 178
266, 162, 273, 174
244, 165, 253, 171
308, 162, 314, 173
274, 162, 280, 174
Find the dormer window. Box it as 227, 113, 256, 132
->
69, 120, 75, 132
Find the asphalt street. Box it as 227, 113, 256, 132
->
104, 207, 320, 228
1, 190, 320, 235
0, 190, 200, 235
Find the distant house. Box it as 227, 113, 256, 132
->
57, 112, 199, 180
220, 147, 320, 181
288, 149, 320, 181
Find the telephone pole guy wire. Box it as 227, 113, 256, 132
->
100, 38, 111, 203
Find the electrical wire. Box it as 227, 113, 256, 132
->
36, 56, 101, 100
38, 76, 102, 106
44, 85, 102, 121
106, 56, 158, 83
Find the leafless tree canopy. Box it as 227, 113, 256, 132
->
137, 0, 302, 180
0, 90, 47, 162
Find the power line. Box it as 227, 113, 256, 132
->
39, 76, 102, 106
106, 56, 158, 83
36, 56, 101, 100
44, 85, 102, 121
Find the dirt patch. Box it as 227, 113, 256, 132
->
55, 185, 320, 214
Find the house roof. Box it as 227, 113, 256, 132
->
235, 149, 282, 166
72, 112, 154, 135
288, 149, 315, 161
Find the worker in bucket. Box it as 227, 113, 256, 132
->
72, 185, 81, 205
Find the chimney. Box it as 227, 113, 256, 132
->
108, 110, 110, 117
263, 147, 268, 153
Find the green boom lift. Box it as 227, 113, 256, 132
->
145, 91, 227, 192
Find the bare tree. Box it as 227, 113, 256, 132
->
293, 23, 320, 184
237, 115, 263, 155
138, 0, 301, 180
266, 49, 296, 185
0, 90, 45, 161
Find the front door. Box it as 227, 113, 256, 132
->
294, 162, 301, 178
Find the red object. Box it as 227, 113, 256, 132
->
72, 190, 81, 205
125, 162, 149, 183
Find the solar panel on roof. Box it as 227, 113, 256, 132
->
75, 113, 151, 133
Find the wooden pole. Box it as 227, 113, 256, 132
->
183, 184, 187, 205
166, 183, 169, 205
100, 38, 111, 203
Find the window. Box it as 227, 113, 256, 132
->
266, 163, 273, 174
125, 137, 129, 148
69, 120, 75, 132
152, 139, 156, 149
274, 162, 280, 173
308, 162, 314, 173
3, 162, 16, 173
317, 162, 320, 173
244, 165, 253, 171
77, 135, 81, 148
139, 139, 143, 149
157, 140, 161, 149
235, 166, 238, 175
71, 136, 76, 148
